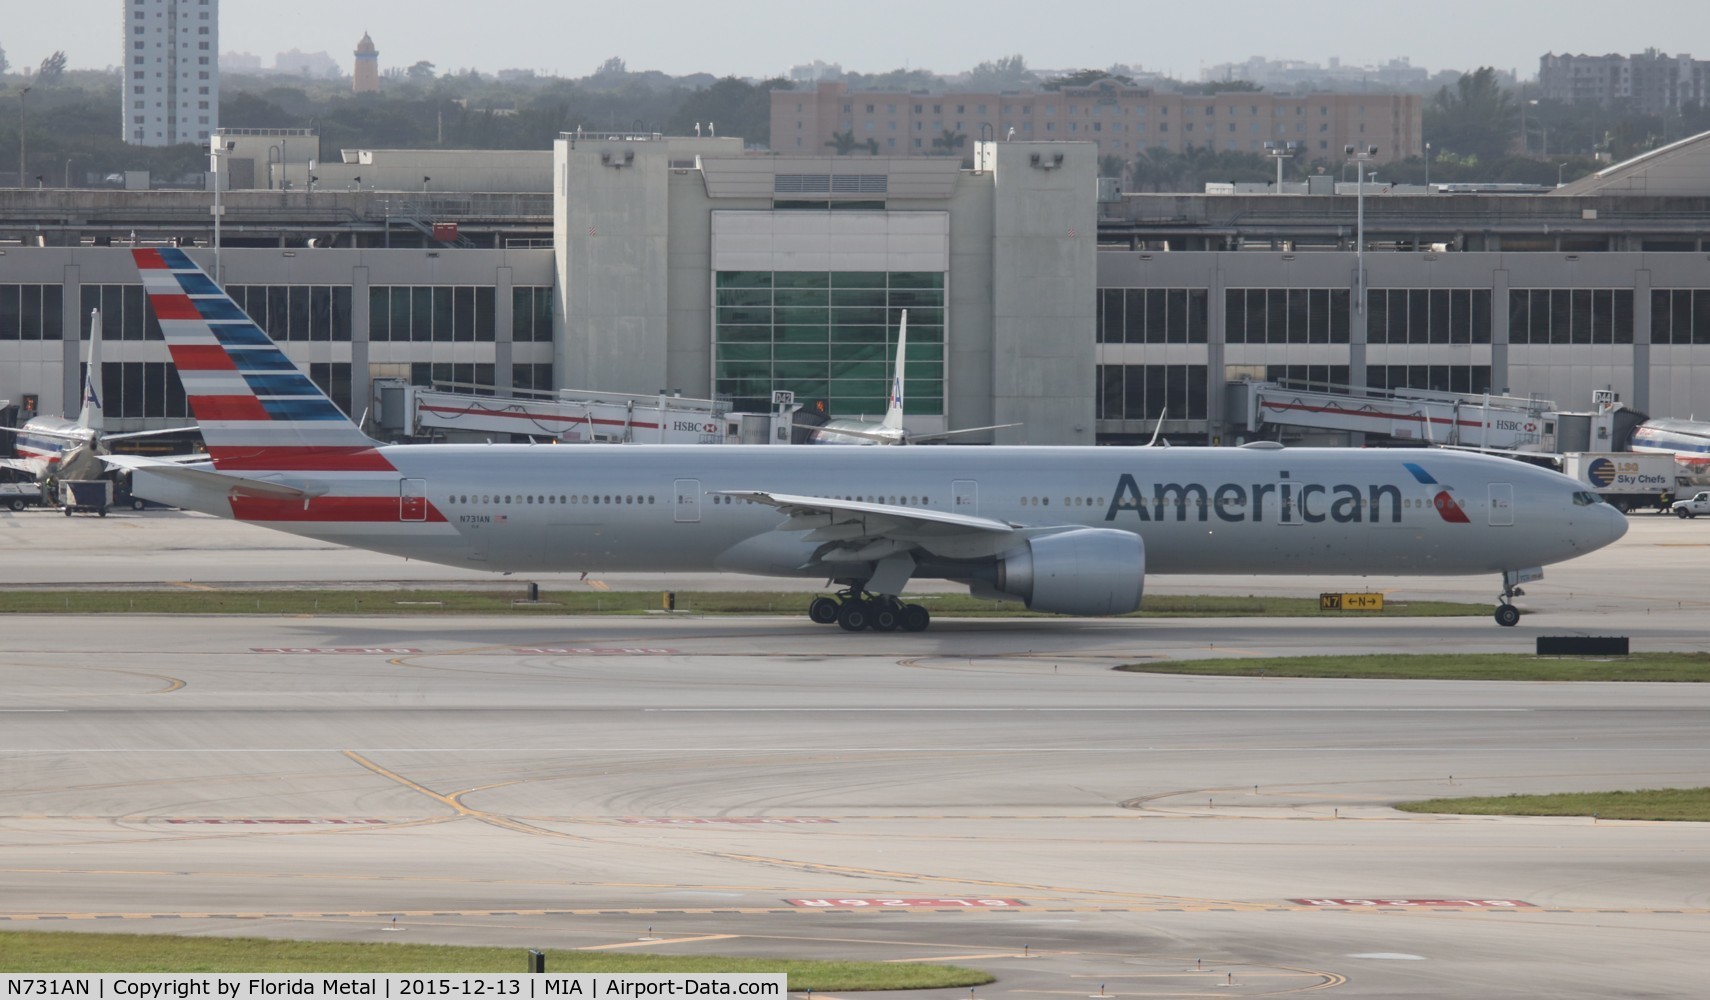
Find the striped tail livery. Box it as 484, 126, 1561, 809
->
133, 246, 389, 472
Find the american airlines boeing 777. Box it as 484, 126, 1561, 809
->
111, 247, 1627, 632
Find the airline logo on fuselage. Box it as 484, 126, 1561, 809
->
1103, 464, 1469, 525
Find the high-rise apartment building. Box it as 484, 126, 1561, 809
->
123, 0, 219, 146
773, 81, 1421, 166
1539, 49, 1709, 115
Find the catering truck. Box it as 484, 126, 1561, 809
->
1561, 452, 1681, 512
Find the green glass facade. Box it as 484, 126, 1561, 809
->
713, 270, 944, 417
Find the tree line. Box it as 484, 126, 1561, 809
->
3, 55, 1705, 190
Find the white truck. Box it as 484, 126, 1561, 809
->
1560, 452, 1681, 513
1671, 491, 1710, 518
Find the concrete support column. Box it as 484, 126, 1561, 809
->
988, 141, 1096, 446
1631, 269, 1650, 413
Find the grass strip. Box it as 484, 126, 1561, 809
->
0, 588, 1485, 619
1116, 652, 1710, 682
1396, 787, 1710, 822
0, 931, 992, 988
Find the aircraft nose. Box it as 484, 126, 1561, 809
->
1599, 502, 1630, 548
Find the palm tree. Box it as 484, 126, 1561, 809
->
930, 128, 966, 156
825, 130, 860, 155
1098, 154, 1127, 186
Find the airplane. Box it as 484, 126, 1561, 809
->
0, 309, 196, 484
110, 246, 1629, 632
1629, 418, 1710, 470
807, 311, 1019, 445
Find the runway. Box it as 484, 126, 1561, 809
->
2, 506, 1709, 996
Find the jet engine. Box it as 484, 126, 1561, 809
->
990, 529, 1145, 615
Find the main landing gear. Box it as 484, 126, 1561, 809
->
808, 589, 931, 633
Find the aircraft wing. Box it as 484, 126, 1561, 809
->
712, 489, 1028, 568
905, 422, 1024, 444
102, 425, 201, 443
102, 454, 325, 501
0, 457, 47, 476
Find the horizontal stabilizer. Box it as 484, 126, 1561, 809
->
102, 454, 324, 500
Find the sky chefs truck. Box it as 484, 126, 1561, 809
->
1561, 452, 1681, 512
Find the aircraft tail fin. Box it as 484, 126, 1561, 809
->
76, 309, 104, 432
881, 310, 908, 432
132, 247, 390, 472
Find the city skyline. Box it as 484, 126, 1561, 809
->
6, 0, 1710, 84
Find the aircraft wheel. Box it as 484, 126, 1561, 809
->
808, 597, 841, 625
871, 602, 901, 632
837, 601, 871, 632
900, 603, 931, 632
1494, 604, 1521, 628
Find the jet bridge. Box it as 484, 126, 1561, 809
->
371, 380, 800, 445
1234, 380, 1559, 452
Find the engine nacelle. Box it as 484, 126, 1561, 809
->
993, 528, 1145, 616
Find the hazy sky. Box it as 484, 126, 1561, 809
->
10, 0, 1710, 82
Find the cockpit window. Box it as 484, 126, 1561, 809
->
1572, 491, 1606, 506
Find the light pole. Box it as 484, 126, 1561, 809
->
64, 158, 72, 188
17, 86, 30, 189
211, 137, 234, 283
1264, 140, 1298, 189
1557, 162, 1568, 187
1345, 144, 1378, 315
1424, 142, 1431, 189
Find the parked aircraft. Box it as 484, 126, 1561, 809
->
1630, 418, 1710, 469
808, 311, 1018, 445
0, 310, 193, 484
111, 247, 1628, 631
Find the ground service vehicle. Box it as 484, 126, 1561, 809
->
1671, 491, 1710, 518
1560, 452, 1679, 512
57, 479, 112, 517
1, 482, 44, 511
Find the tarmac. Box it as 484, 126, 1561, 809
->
1, 506, 1707, 997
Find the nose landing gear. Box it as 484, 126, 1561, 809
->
1494, 571, 1531, 627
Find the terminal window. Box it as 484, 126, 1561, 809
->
714, 270, 944, 418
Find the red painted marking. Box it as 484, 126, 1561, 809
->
231, 496, 445, 523
1292, 898, 1534, 908
621, 818, 836, 825
251, 648, 423, 654
1260, 400, 1489, 430
786, 898, 1025, 908
509, 647, 678, 655
190, 395, 270, 421
132, 248, 168, 269
206, 446, 397, 472
169, 344, 237, 371
418, 404, 664, 432
1433, 491, 1471, 523
148, 293, 202, 320
163, 818, 389, 825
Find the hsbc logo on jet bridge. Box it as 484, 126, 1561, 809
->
1103, 463, 1468, 525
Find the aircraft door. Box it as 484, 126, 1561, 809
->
952, 480, 978, 516
1488, 483, 1513, 526
400, 478, 427, 522
674, 479, 702, 523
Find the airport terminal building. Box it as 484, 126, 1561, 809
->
3, 128, 1710, 448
